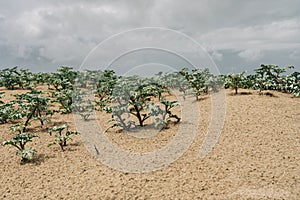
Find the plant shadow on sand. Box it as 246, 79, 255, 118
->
228, 91, 252, 96
48, 145, 81, 152
240, 91, 252, 95
69, 141, 81, 147
259, 91, 278, 97
20, 153, 55, 165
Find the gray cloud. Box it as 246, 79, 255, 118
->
0, 0, 300, 73
238, 49, 264, 62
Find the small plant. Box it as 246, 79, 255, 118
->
289, 72, 300, 97
0, 102, 23, 124
176, 68, 193, 99
14, 90, 53, 131
160, 70, 190, 99
108, 76, 160, 129
52, 89, 74, 114
104, 75, 183, 131
95, 70, 118, 103
48, 124, 80, 151
2, 132, 38, 162
70, 89, 95, 120
225, 71, 246, 94
187, 68, 212, 100
0, 67, 22, 90
150, 99, 181, 128
9, 124, 26, 134
104, 104, 135, 131
46, 66, 77, 91
254, 64, 295, 94
160, 99, 181, 122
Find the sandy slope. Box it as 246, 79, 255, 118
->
0, 88, 299, 199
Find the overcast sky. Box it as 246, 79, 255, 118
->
0, 0, 300, 74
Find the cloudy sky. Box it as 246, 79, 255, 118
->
0, 0, 300, 74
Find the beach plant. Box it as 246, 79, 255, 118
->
52, 88, 74, 114
95, 70, 118, 103
104, 75, 181, 131
2, 132, 39, 162
0, 102, 23, 124
9, 124, 26, 134
288, 72, 300, 97
188, 68, 212, 99
225, 71, 246, 94
160, 70, 190, 99
48, 124, 80, 151
254, 64, 294, 93
107, 76, 163, 129
18, 68, 37, 90
74, 98, 94, 121
0, 67, 37, 90
206, 75, 224, 93
161, 68, 214, 99
150, 99, 181, 128
0, 67, 23, 90
46, 66, 77, 91
243, 74, 257, 89
14, 90, 53, 131
70, 88, 95, 120
176, 68, 193, 98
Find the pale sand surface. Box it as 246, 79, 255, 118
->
0, 88, 299, 199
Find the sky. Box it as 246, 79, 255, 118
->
0, 0, 300, 75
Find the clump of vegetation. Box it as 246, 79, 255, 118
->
0, 102, 23, 124
254, 64, 298, 96
105, 76, 181, 131
0, 67, 38, 90
150, 99, 181, 128
72, 90, 95, 121
225, 71, 246, 95
13, 90, 54, 131
48, 124, 80, 151
2, 132, 39, 162
46, 66, 77, 91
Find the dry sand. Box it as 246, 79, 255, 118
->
0, 88, 299, 199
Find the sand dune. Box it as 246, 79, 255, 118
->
0, 88, 299, 199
